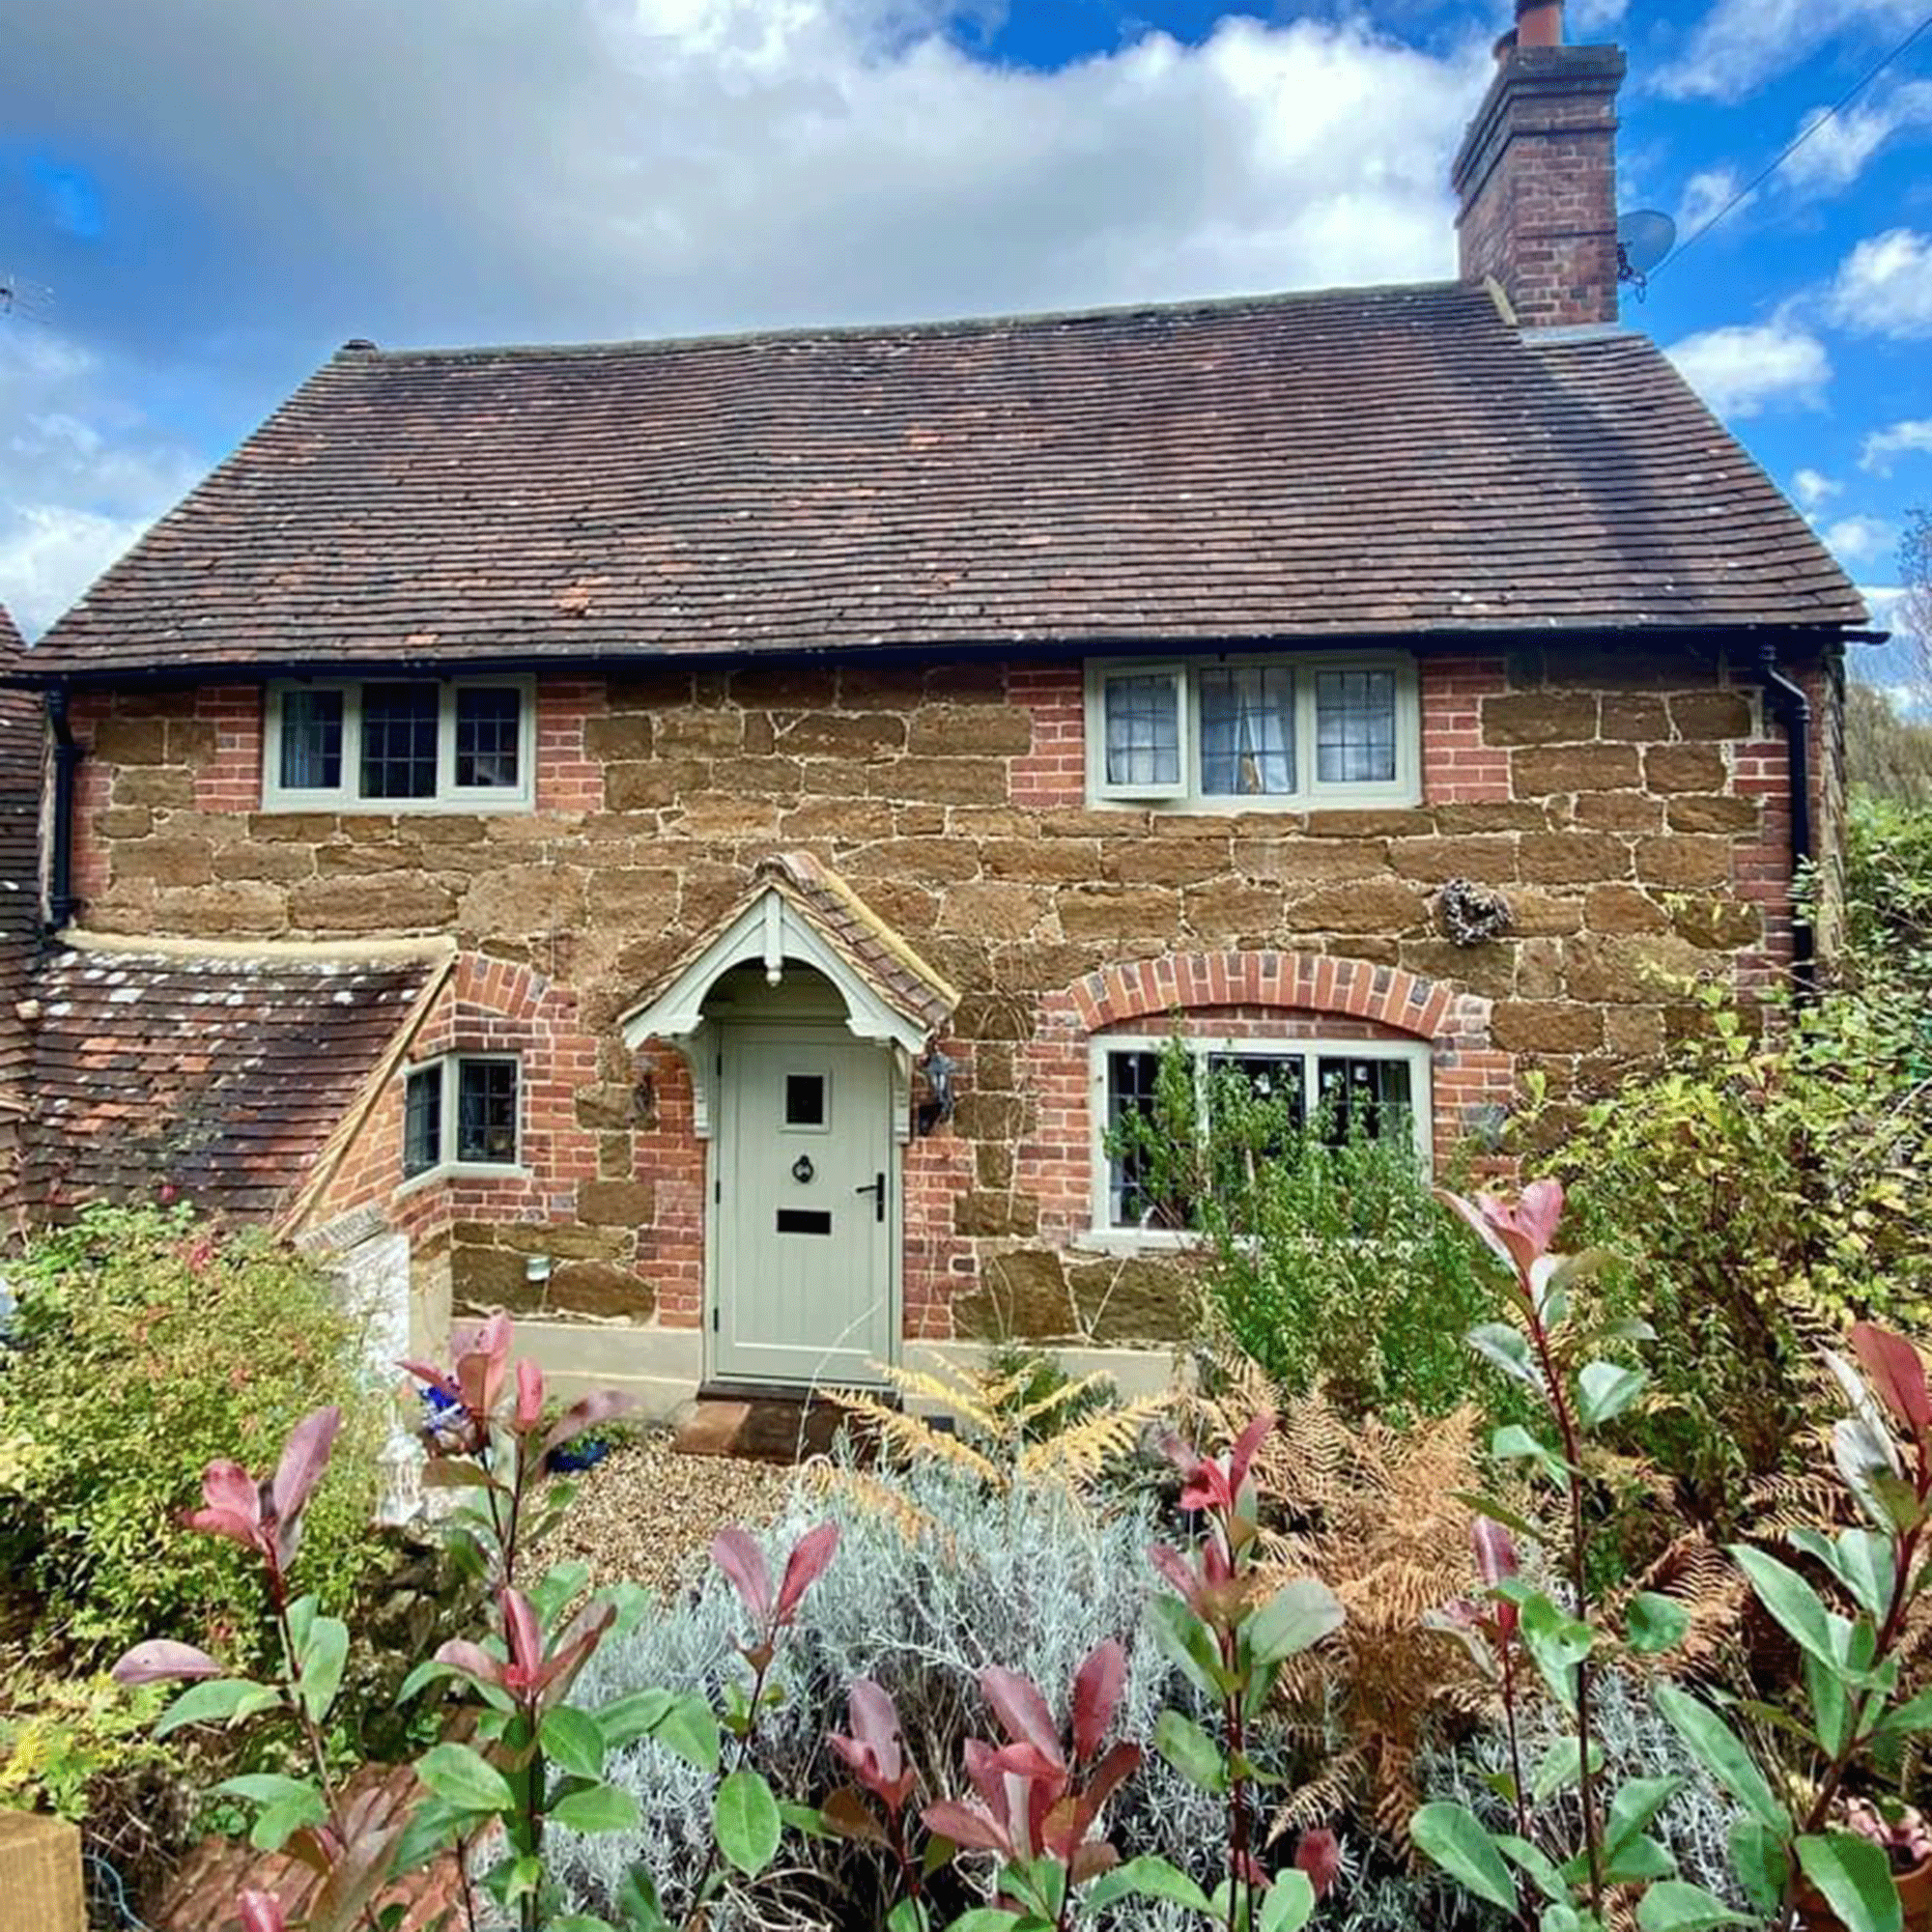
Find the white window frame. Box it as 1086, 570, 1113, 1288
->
1086, 1033, 1434, 1246
1083, 652, 1421, 811
263, 675, 537, 812
397, 1051, 526, 1191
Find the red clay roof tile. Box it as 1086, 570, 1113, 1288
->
25, 283, 1864, 676
28, 948, 436, 1218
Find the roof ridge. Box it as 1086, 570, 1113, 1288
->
331, 279, 1482, 366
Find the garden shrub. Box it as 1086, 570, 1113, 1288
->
0, 1663, 197, 1897
1107, 1037, 1507, 1423
0, 1204, 386, 1669
1540, 819, 1932, 1519
550, 1458, 1277, 1931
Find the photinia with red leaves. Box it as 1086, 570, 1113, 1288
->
1135, 1413, 1341, 1932
922, 1637, 1144, 1930
824, 1678, 930, 1920
110, 1313, 670, 1932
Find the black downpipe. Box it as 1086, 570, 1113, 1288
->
1756, 642, 1814, 995
45, 687, 82, 932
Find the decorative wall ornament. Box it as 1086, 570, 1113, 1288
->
1435, 877, 1513, 948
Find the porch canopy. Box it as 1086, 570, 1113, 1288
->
617, 851, 959, 1139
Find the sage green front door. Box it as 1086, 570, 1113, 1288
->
714, 1029, 895, 1385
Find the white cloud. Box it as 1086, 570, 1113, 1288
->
1657, 0, 1925, 104
1826, 227, 1932, 337
1664, 317, 1831, 419
1793, 467, 1841, 508
0, 327, 204, 639
1674, 165, 1746, 237
1822, 514, 1897, 565
1861, 418, 1932, 473
1780, 80, 1932, 192
1568, 0, 1630, 28
1, 0, 1494, 630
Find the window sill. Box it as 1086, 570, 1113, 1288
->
259, 794, 536, 816
396, 1161, 529, 1200
1085, 790, 1423, 815
1071, 1228, 1204, 1255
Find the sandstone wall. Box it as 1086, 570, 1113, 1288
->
65, 643, 1819, 1346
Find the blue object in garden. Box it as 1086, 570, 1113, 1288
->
546, 1436, 611, 1473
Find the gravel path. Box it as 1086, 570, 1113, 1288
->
546, 1432, 798, 1596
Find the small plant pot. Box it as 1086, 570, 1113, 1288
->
1798, 1854, 1932, 1932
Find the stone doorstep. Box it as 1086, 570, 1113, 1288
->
672, 1393, 857, 1463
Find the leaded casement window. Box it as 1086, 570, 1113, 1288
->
264, 677, 535, 811
1092, 1035, 1431, 1236
1084, 654, 1419, 810
401, 1054, 522, 1181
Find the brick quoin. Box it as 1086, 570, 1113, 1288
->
193, 686, 264, 812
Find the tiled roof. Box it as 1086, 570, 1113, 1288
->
25, 282, 1863, 676
759, 851, 959, 1037
28, 946, 438, 1218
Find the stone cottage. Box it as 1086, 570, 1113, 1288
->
2, 0, 1871, 1407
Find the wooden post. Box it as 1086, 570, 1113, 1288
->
0, 1811, 85, 1932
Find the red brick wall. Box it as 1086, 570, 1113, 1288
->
1421, 656, 1512, 802
1451, 45, 1625, 330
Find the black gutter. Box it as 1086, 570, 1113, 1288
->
1756, 641, 1814, 995
0, 621, 1880, 695
45, 687, 82, 932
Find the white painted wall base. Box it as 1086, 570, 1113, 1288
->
509, 1320, 1181, 1426
515, 1321, 706, 1421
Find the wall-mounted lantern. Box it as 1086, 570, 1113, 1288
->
917, 1046, 959, 1137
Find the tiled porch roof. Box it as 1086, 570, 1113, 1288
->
28, 943, 441, 1217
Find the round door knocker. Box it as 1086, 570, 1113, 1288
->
791, 1154, 815, 1184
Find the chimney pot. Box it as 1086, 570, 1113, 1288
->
1517, 0, 1564, 48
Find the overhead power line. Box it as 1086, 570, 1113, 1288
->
1655, 6, 1932, 278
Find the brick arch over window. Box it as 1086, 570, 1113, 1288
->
1063, 949, 1487, 1043
1016, 948, 1507, 1248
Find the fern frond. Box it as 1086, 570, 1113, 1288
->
1016, 1394, 1167, 1488
833, 1393, 1006, 1488
1015, 1371, 1114, 1428
869, 1364, 1003, 1438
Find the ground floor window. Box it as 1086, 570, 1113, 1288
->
401, 1053, 523, 1180
1093, 1035, 1430, 1235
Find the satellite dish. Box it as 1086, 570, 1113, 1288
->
1616, 211, 1677, 295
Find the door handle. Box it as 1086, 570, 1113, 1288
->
854, 1172, 886, 1223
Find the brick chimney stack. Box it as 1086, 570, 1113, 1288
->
1451, 0, 1627, 328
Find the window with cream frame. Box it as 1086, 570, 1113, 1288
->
1083, 653, 1420, 810
400, 1052, 524, 1184
1089, 1033, 1433, 1240
263, 675, 536, 811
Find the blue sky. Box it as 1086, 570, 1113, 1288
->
1, 0, 1928, 683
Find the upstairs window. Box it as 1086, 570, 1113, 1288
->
1085, 654, 1418, 810
1094, 1036, 1430, 1236
402, 1054, 523, 1181
265, 677, 535, 811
